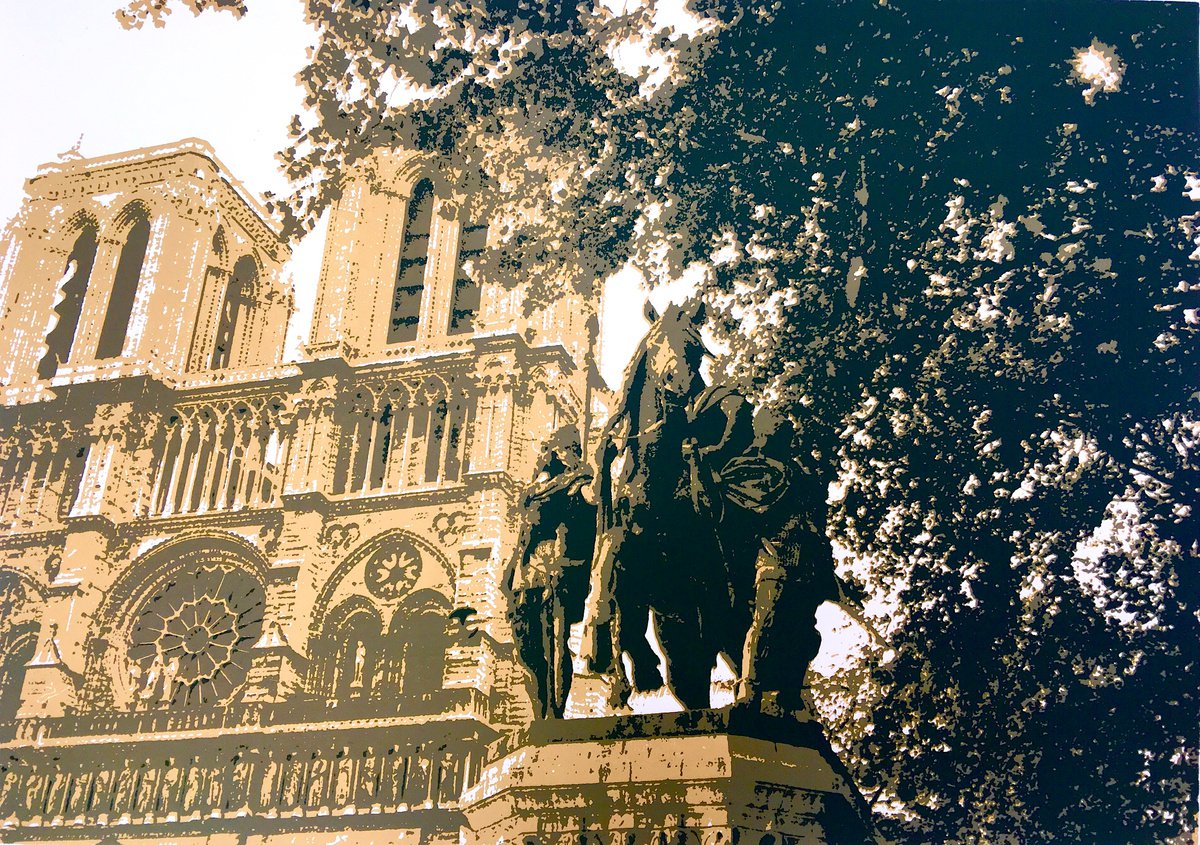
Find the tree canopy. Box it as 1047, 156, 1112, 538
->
121, 1, 1200, 842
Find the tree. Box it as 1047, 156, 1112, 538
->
120, 1, 1200, 841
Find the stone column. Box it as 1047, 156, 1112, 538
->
196, 413, 227, 513
383, 396, 410, 491
68, 403, 146, 524
283, 381, 339, 496
39, 402, 150, 711
469, 348, 520, 475
243, 610, 306, 704
16, 623, 81, 719
0, 203, 72, 385
134, 200, 212, 371
160, 413, 195, 516
11, 439, 50, 528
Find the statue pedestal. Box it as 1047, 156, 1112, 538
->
461, 707, 876, 845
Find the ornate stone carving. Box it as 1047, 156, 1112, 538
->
126, 562, 265, 707
318, 521, 360, 552
363, 539, 421, 602
432, 510, 467, 544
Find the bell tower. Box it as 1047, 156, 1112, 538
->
0, 138, 615, 845
306, 148, 593, 369
0, 140, 292, 389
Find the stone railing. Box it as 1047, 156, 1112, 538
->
6, 687, 493, 743
0, 727, 481, 833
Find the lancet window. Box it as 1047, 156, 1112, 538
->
389, 180, 434, 344
210, 255, 257, 370
312, 602, 384, 703
96, 208, 151, 360
310, 588, 450, 709
148, 401, 285, 517
449, 219, 486, 335
37, 224, 97, 380
389, 593, 450, 702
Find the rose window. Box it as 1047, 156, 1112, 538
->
127, 563, 265, 707
364, 541, 421, 601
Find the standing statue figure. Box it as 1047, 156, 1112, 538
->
135, 652, 164, 708
350, 640, 367, 690
503, 425, 596, 719
161, 655, 181, 705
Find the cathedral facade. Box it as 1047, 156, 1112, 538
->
0, 139, 593, 844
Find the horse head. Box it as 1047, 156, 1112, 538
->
619, 298, 710, 420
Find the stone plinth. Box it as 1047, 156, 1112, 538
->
461, 708, 876, 845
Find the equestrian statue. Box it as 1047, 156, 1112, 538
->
505, 298, 843, 717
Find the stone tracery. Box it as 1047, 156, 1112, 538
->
0, 422, 85, 531
126, 560, 265, 708
330, 376, 475, 496
148, 398, 287, 517
364, 539, 421, 602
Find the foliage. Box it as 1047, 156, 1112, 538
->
117, 0, 246, 29
119, 1, 1199, 841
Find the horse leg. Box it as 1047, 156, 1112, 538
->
655, 608, 713, 710
617, 601, 662, 693
761, 598, 822, 714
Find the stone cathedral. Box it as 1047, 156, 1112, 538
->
0, 139, 596, 844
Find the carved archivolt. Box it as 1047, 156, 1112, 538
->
310, 528, 453, 631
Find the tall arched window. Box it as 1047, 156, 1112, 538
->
96, 212, 151, 360
389, 180, 433, 344
450, 220, 486, 335
211, 256, 257, 370
423, 398, 448, 484
389, 592, 450, 703
37, 224, 98, 380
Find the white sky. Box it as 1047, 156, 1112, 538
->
0, 0, 662, 384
